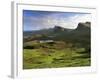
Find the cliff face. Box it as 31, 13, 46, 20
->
76, 22, 90, 30
54, 25, 73, 33
24, 22, 91, 43
54, 26, 66, 32
54, 22, 91, 33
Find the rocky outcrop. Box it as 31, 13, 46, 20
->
76, 22, 91, 30
54, 26, 65, 32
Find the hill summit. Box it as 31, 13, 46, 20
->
76, 22, 91, 30
54, 26, 66, 32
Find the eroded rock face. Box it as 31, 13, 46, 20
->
77, 22, 91, 30
54, 26, 65, 32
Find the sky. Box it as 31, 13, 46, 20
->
23, 10, 91, 31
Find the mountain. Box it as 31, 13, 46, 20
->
77, 22, 90, 29
23, 28, 53, 38
71, 22, 91, 50
47, 22, 91, 47
24, 22, 91, 46
54, 25, 73, 32
24, 25, 73, 38
70, 22, 90, 35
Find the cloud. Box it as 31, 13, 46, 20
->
42, 13, 91, 29
24, 12, 91, 31
68, 14, 91, 29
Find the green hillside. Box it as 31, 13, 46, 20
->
23, 22, 91, 69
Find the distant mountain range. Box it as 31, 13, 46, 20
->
24, 24, 73, 37
24, 22, 91, 46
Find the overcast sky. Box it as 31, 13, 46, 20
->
23, 10, 91, 31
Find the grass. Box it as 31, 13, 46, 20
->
23, 21, 91, 69
23, 42, 91, 69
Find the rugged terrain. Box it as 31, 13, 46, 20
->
23, 22, 91, 69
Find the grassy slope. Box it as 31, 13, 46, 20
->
23, 22, 91, 69
23, 46, 90, 69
